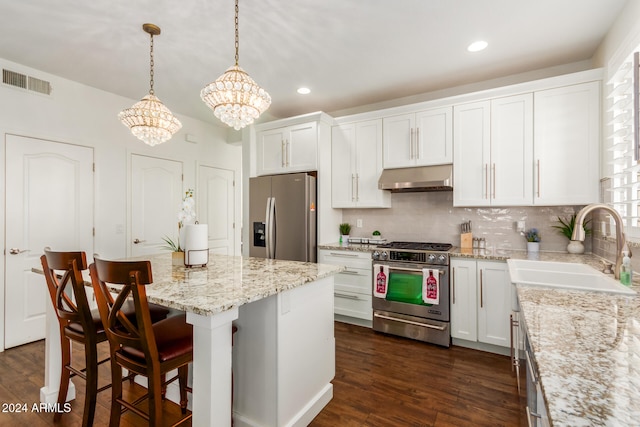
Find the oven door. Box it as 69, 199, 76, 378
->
372, 262, 449, 322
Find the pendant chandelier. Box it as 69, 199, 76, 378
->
118, 23, 182, 146
201, 0, 271, 130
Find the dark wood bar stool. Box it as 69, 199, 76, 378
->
41, 249, 106, 426
90, 257, 193, 427
41, 248, 171, 426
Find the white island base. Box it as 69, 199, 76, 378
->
232, 276, 335, 427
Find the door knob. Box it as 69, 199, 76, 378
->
9, 248, 30, 255
133, 239, 146, 244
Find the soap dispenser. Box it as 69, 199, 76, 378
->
621, 251, 632, 286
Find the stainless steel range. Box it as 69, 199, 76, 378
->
372, 241, 451, 347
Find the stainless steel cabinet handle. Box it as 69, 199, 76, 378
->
341, 270, 361, 275
484, 163, 489, 199
335, 292, 358, 299
329, 252, 358, 257
416, 127, 420, 159
351, 174, 356, 201
335, 292, 360, 300
409, 128, 414, 159
452, 267, 456, 304
480, 269, 484, 308
536, 159, 541, 198
281, 140, 286, 167
133, 239, 145, 244
285, 140, 290, 167
492, 163, 496, 199
355, 173, 359, 201
374, 313, 446, 330
9, 248, 30, 255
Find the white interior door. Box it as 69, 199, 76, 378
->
130, 155, 183, 256
5, 135, 93, 349
198, 166, 234, 255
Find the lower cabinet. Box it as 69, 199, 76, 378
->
451, 258, 511, 349
318, 249, 372, 323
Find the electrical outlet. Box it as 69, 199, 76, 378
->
356, 219, 363, 228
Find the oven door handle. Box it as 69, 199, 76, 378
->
388, 266, 445, 275
374, 313, 447, 331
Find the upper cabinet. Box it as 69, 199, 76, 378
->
332, 119, 391, 208
382, 107, 452, 169
454, 94, 533, 206
256, 121, 318, 176
454, 79, 600, 207
533, 81, 600, 205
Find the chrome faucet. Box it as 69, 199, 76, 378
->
571, 203, 631, 280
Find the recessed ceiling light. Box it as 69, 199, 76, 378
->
467, 41, 488, 52
297, 87, 311, 95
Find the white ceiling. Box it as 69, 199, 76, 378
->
0, 0, 629, 127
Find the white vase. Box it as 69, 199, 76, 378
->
527, 242, 540, 252
567, 240, 585, 254
341, 235, 350, 245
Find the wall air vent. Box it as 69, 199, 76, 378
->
2, 69, 52, 95
3, 69, 27, 89
28, 76, 52, 95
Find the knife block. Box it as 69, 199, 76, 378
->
460, 233, 473, 249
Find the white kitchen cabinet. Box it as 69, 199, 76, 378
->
453, 94, 533, 207
382, 107, 452, 169
331, 120, 391, 208
476, 261, 511, 347
450, 258, 478, 341
451, 258, 511, 350
318, 249, 372, 323
533, 81, 600, 205
256, 121, 317, 175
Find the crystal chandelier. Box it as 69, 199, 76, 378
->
201, 0, 271, 130
119, 24, 182, 146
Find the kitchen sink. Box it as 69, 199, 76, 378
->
507, 259, 636, 295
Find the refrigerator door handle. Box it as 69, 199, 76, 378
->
270, 196, 277, 258
265, 197, 272, 258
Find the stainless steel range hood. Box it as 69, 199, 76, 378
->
378, 165, 453, 192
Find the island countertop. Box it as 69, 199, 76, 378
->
114, 252, 344, 316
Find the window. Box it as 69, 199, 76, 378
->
608, 49, 640, 238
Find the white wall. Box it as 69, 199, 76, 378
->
0, 57, 242, 348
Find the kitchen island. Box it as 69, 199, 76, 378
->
40, 252, 343, 427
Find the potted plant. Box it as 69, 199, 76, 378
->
372, 230, 383, 241
162, 189, 196, 265
339, 223, 351, 244
552, 214, 591, 254
525, 228, 541, 252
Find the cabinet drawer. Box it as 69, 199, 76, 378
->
335, 268, 371, 295
318, 250, 372, 269
334, 291, 372, 320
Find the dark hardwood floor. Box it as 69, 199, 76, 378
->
0, 321, 526, 426
312, 322, 527, 427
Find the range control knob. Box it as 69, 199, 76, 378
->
372, 251, 380, 260
380, 251, 388, 261
439, 255, 447, 262
428, 254, 436, 262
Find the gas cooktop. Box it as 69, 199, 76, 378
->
376, 241, 453, 252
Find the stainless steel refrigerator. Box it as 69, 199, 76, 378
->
249, 173, 317, 262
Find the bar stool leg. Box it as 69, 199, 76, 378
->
55, 329, 71, 422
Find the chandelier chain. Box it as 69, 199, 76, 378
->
149, 31, 155, 95
234, 0, 239, 66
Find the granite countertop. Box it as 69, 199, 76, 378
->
113, 252, 344, 316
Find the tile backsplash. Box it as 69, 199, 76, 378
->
340, 191, 591, 253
